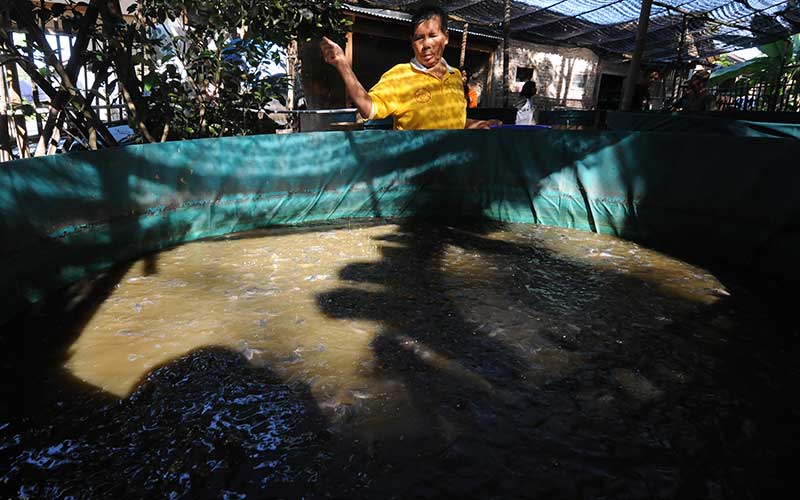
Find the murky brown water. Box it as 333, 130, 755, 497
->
1, 220, 798, 499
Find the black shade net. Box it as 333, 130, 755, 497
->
359, 0, 800, 62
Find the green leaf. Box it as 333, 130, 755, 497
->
710, 57, 769, 85
143, 73, 158, 92
758, 39, 790, 59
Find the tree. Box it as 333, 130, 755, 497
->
1, 1, 120, 153
0, 0, 349, 154
132, 0, 349, 140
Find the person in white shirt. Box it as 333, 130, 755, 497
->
515, 81, 538, 125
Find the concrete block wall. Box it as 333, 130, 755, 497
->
485, 40, 600, 110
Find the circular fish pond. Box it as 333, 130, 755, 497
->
1, 220, 797, 498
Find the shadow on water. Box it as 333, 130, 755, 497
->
314, 217, 799, 498
1, 343, 367, 499
1, 131, 799, 498
309, 159, 800, 497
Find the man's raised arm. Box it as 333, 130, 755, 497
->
320, 37, 372, 119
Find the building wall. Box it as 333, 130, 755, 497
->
486, 40, 600, 110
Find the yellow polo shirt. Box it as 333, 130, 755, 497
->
368, 59, 467, 130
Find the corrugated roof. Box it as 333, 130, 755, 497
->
355, 0, 800, 62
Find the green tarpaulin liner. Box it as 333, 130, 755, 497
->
538, 110, 598, 128
2, 130, 799, 325
606, 111, 800, 140
711, 111, 800, 124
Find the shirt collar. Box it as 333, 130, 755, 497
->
410, 57, 456, 74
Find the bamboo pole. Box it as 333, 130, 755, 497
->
502, 0, 511, 107
459, 22, 468, 69
670, 14, 688, 106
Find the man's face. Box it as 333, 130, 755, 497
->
412, 16, 448, 69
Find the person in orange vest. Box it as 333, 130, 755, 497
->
461, 68, 479, 108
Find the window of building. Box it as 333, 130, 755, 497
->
572, 72, 589, 90
515, 67, 534, 82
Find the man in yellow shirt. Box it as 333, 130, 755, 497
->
320, 5, 498, 130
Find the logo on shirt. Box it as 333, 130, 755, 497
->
414, 88, 432, 103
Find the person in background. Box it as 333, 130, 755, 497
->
631, 69, 661, 111
461, 68, 478, 108
319, 4, 499, 130
515, 80, 538, 125
674, 69, 718, 112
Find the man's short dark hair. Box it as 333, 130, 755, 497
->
411, 4, 448, 37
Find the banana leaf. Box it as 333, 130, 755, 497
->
710, 57, 769, 85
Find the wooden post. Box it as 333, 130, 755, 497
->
487, 51, 495, 107
0, 5, 12, 161
459, 22, 468, 69
345, 30, 353, 106
621, 0, 654, 111
591, 60, 603, 110
502, 0, 511, 107
286, 40, 298, 132
287, 40, 297, 111
0, 63, 12, 161
671, 14, 688, 105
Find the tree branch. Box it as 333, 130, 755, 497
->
94, 0, 156, 143
6, 2, 117, 148
36, 3, 101, 155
